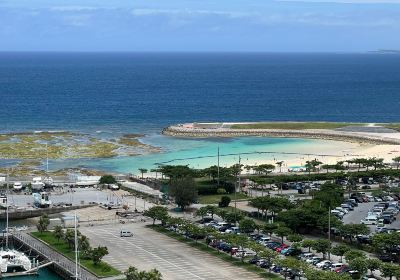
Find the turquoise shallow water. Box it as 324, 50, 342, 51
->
6, 268, 62, 280
50, 135, 346, 174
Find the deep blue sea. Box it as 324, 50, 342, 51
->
1, 53, 400, 279
1, 52, 400, 134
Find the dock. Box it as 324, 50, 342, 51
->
11, 232, 98, 280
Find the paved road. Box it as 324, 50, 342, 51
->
80, 223, 264, 280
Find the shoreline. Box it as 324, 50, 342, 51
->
163, 122, 400, 145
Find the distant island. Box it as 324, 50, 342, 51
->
163, 121, 400, 145
370, 49, 400, 54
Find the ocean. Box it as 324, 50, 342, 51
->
1, 52, 400, 134
1, 52, 400, 279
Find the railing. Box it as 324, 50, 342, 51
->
13, 232, 98, 280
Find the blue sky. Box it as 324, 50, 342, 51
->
1, 0, 400, 52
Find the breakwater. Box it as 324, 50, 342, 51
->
163, 125, 400, 145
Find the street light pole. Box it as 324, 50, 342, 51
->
235, 155, 241, 226
217, 147, 220, 187
328, 207, 331, 260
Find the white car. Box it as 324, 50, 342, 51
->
316, 260, 332, 268
361, 216, 378, 225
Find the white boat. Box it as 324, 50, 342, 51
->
31, 177, 45, 191
0, 195, 7, 209
43, 176, 53, 186
0, 249, 32, 273
13, 182, 23, 191
1, 175, 32, 273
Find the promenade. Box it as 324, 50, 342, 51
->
13, 232, 98, 280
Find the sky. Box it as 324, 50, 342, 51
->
1, 0, 400, 52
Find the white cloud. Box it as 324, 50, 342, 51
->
131, 8, 248, 18
50, 6, 98, 12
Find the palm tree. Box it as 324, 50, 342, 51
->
393, 156, 400, 169
275, 161, 284, 173
138, 168, 148, 179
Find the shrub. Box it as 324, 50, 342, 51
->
217, 188, 227, 194
219, 196, 231, 207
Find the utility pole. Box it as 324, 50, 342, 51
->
217, 147, 220, 187
235, 155, 241, 226
6, 170, 9, 248
328, 207, 331, 260
74, 211, 79, 279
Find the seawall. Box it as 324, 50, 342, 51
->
163, 126, 400, 145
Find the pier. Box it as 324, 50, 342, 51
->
11, 232, 98, 280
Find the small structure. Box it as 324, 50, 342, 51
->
33, 192, 51, 208
62, 215, 78, 228
48, 218, 62, 230
69, 174, 100, 187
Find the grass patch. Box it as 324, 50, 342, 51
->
31, 232, 120, 277
199, 193, 249, 204
230, 122, 363, 130
149, 225, 281, 280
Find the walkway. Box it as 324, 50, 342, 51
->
13, 232, 98, 280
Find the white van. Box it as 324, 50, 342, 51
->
330, 263, 344, 271
120, 229, 133, 237
361, 216, 378, 225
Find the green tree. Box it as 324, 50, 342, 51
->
393, 156, 400, 169
36, 214, 50, 233
276, 161, 284, 173
225, 234, 249, 262
99, 175, 117, 184
366, 258, 381, 276
219, 196, 231, 207
138, 168, 148, 179
144, 206, 169, 225
79, 234, 91, 257
287, 233, 304, 243
125, 266, 163, 280
344, 250, 366, 262
169, 177, 198, 210
331, 244, 350, 262
259, 249, 278, 272
90, 246, 108, 265
312, 239, 331, 259
64, 228, 76, 249
53, 225, 64, 242
239, 218, 257, 234
305, 269, 352, 280
263, 223, 278, 237
314, 183, 344, 209
276, 257, 306, 280
205, 205, 218, 219
302, 239, 316, 253
380, 263, 400, 280
339, 223, 370, 243
372, 232, 400, 255
196, 207, 208, 219
349, 257, 367, 276
273, 226, 292, 243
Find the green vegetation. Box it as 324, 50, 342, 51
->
125, 266, 163, 280
230, 122, 363, 130
31, 231, 120, 277
99, 174, 117, 185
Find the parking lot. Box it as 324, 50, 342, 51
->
80, 223, 264, 280
343, 201, 400, 229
